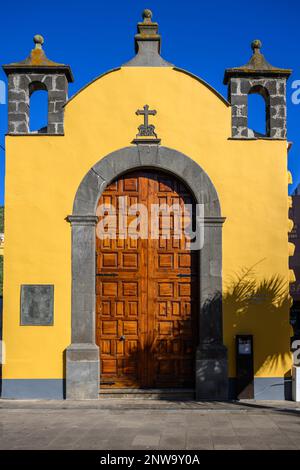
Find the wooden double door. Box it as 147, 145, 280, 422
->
96, 170, 198, 388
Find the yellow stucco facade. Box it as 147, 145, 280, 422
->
3, 67, 292, 379
1, 11, 293, 400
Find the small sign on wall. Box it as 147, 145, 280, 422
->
238, 337, 252, 355
20, 285, 54, 326
236, 334, 254, 399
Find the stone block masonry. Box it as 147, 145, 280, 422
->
3, 34, 73, 135
224, 39, 291, 140
7, 73, 68, 134
229, 77, 287, 139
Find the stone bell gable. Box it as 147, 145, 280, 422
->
3, 34, 73, 135
224, 39, 291, 139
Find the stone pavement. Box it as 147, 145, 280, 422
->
0, 399, 300, 450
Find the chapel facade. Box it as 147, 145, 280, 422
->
0, 10, 294, 400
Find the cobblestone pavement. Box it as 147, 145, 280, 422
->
0, 400, 300, 450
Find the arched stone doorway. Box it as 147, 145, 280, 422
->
66, 145, 228, 400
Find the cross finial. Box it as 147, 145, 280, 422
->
133, 104, 161, 144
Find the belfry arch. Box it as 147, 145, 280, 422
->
66, 144, 228, 400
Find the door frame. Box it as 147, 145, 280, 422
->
66, 144, 228, 400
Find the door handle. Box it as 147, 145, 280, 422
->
119, 335, 126, 341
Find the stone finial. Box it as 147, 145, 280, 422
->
11, 33, 59, 66
251, 39, 262, 53
3, 34, 73, 81
123, 9, 173, 67
224, 39, 291, 83
142, 9, 153, 22
33, 34, 44, 49
136, 9, 159, 39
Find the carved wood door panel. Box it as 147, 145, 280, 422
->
96, 170, 198, 389
147, 175, 198, 388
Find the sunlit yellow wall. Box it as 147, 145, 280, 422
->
0, 232, 3, 257
3, 67, 292, 380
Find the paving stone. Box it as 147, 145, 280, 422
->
211, 431, 237, 439
212, 436, 241, 446
132, 435, 160, 448
284, 431, 300, 443
186, 435, 213, 450
239, 439, 270, 450
214, 444, 242, 450
158, 433, 187, 450
0, 400, 300, 450
230, 418, 258, 429
249, 415, 279, 429
187, 443, 214, 450
230, 427, 260, 436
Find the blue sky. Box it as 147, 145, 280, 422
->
0, 0, 299, 205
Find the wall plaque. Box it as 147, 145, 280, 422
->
20, 285, 54, 326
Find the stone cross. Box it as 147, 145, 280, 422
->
135, 104, 157, 137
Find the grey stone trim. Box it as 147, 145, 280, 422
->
1, 379, 65, 399
73, 146, 221, 217
66, 215, 99, 399
124, 41, 173, 67
67, 215, 98, 226
202, 216, 226, 225
173, 68, 230, 107
64, 68, 121, 108
227, 137, 287, 141
69, 145, 228, 400
224, 70, 292, 82
195, 214, 228, 400
228, 377, 292, 400
66, 343, 99, 400
254, 377, 291, 400
3, 65, 74, 83
0, 377, 290, 400
20, 284, 54, 326
34, 67, 229, 111
132, 138, 161, 145
5, 133, 65, 137
196, 346, 229, 400
227, 77, 288, 139
67, 215, 98, 344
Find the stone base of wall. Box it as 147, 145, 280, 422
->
228, 377, 292, 400
0, 377, 292, 401
1, 379, 65, 399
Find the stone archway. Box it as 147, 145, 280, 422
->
66, 144, 228, 400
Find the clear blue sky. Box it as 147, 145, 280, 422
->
0, 0, 299, 205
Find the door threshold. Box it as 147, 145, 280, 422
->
99, 388, 195, 400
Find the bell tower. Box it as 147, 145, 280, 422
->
224, 40, 291, 139
3, 34, 73, 134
